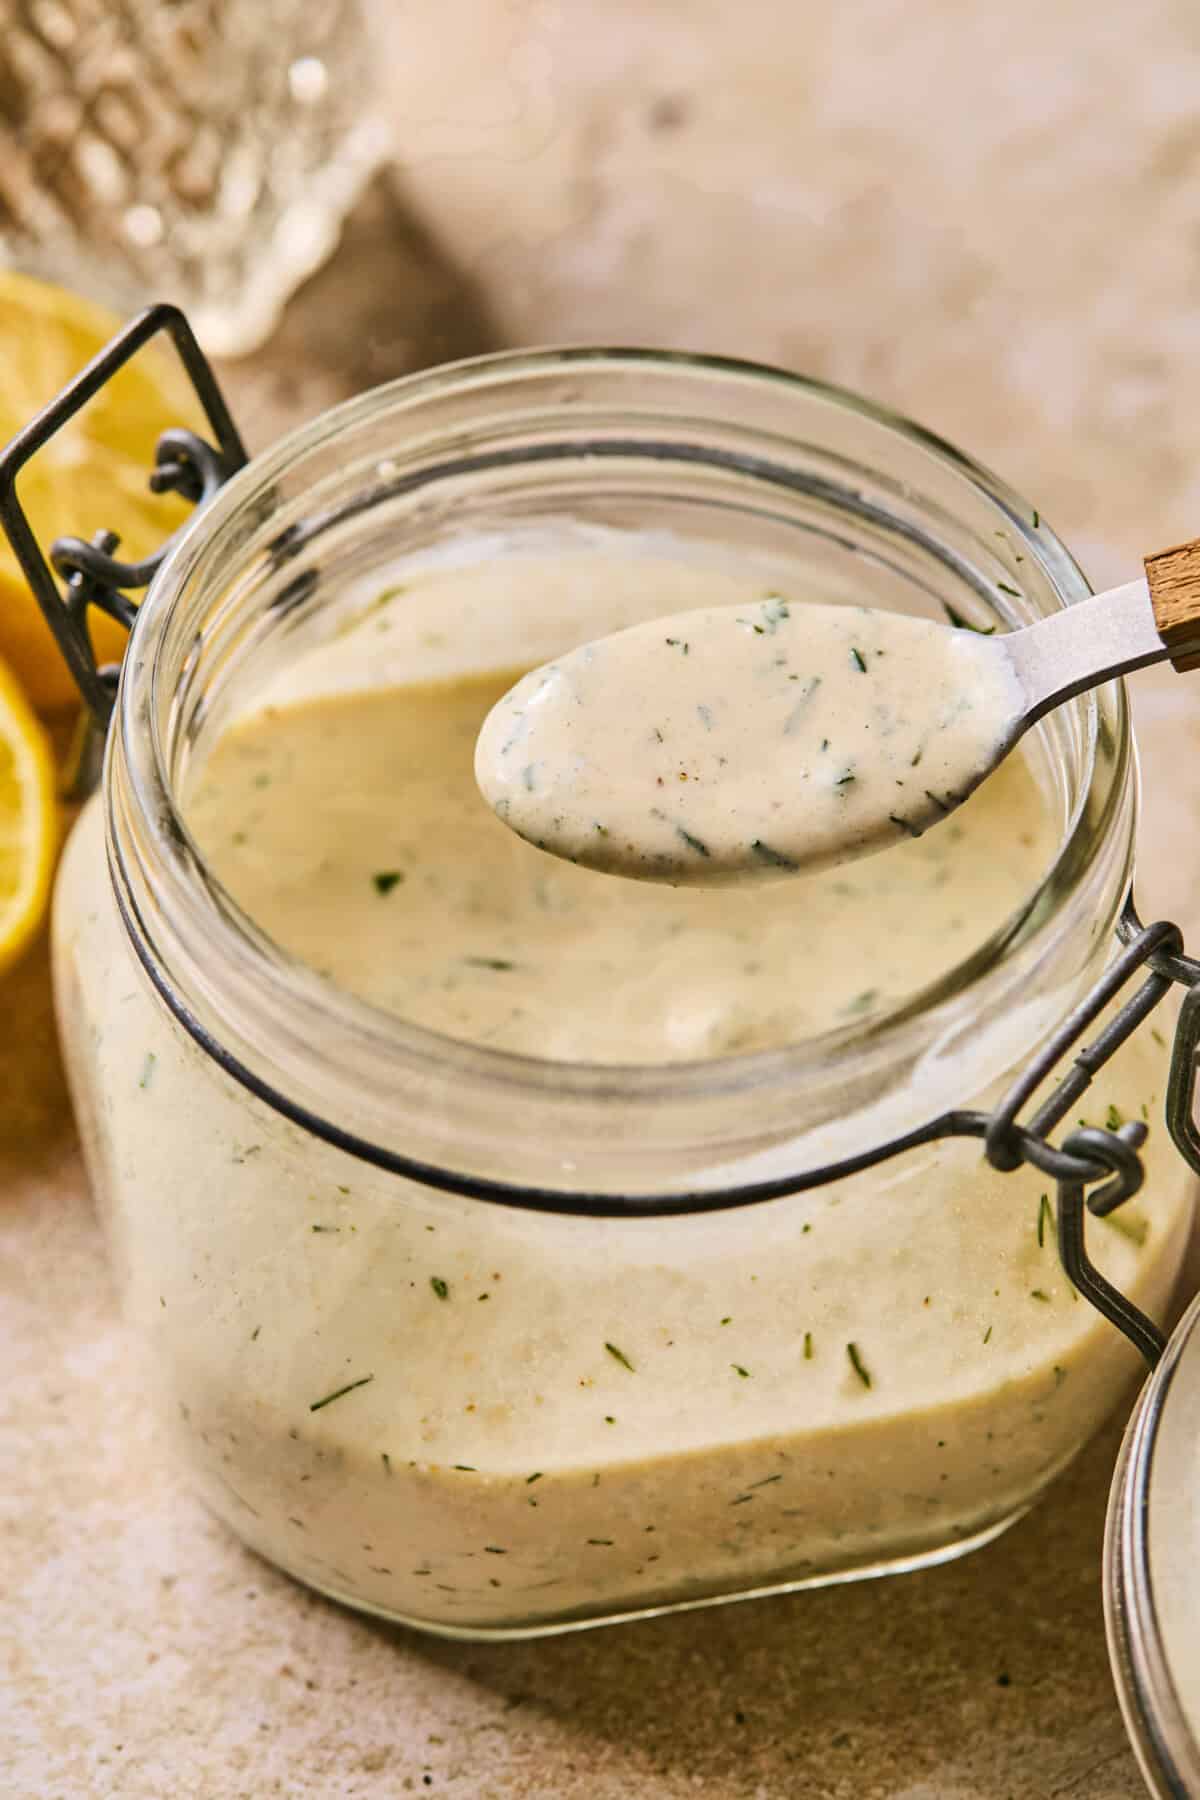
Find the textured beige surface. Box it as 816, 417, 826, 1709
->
370, 0, 1200, 576
0, 1137, 1171, 1800
7, 4, 1200, 1792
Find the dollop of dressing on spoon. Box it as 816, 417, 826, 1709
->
475, 596, 1024, 882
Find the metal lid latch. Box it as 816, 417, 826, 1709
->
0, 302, 246, 727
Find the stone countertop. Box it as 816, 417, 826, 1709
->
8, 6, 1200, 1791
1, 1128, 1175, 1800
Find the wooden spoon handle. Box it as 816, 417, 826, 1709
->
1145, 538, 1200, 672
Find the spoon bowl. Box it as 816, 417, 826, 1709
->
474, 542, 1200, 885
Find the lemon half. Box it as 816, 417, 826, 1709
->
0, 656, 56, 973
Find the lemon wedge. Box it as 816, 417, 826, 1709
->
0, 272, 202, 712
0, 655, 56, 974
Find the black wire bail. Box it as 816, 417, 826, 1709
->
1, 304, 1198, 1369
0, 303, 247, 727
971, 903, 1200, 1366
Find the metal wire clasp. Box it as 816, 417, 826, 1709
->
0, 303, 246, 727
973, 899, 1200, 1366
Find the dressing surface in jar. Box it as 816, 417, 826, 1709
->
44, 345, 1195, 1636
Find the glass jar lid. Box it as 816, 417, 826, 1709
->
1105, 1284, 1200, 1794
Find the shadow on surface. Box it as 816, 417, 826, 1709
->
356, 1412, 1143, 1797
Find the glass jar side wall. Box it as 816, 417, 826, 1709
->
55, 797, 1191, 1636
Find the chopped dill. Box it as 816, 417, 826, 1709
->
942, 600, 996, 635
750, 839, 799, 871
309, 1374, 374, 1412
676, 826, 711, 859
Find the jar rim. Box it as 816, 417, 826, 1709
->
107, 345, 1133, 1199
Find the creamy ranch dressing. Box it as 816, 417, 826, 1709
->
188, 669, 1044, 1060
475, 598, 1024, 883
53, 536, 1192, 1632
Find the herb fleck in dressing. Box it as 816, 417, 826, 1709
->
474, 598, 1024, 882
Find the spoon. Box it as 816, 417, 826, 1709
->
473, 539, 1200, 886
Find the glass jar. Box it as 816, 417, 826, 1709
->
46, 347, 1194, 1639
1105, 1285, 1200, 1795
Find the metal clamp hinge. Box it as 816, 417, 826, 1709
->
969, 898, 1200, 1366
0, 303, 247, 727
